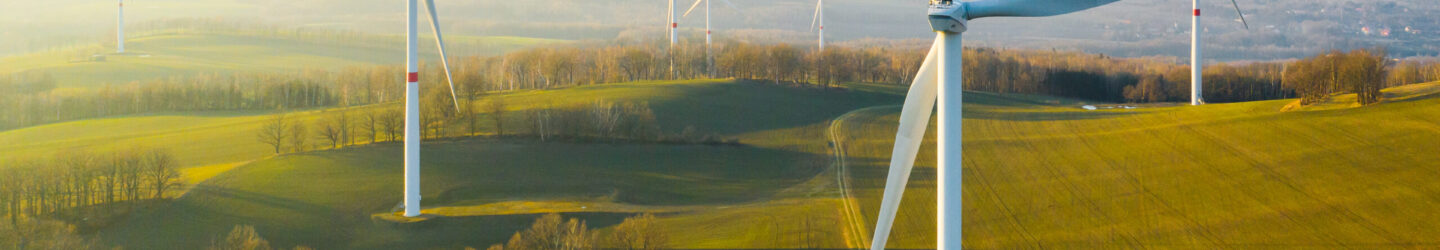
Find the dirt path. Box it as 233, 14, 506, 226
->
828, 105, 898, 249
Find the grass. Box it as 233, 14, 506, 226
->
836, 81, 1440, 249
99, 140, 824, 249
0, 79, 899, 249
0, 80, 897, 168
19, 75, 1440, 249
0, 32, 563, 89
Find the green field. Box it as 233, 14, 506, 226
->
11, 74, 1440, 248
0, 79, 897, 248
835, 82, 1440, 249
0, 32, 563, 89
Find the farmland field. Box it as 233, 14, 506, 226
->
838, 81, 1440, 249
0, 32, 563, 89
10, 76, 1440, 248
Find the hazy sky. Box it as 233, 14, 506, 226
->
3, 0, 1434, 60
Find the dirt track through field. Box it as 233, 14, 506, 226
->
828, 105, 897, 249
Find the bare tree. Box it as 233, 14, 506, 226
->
380, 109, 403, 142
257, 114, 290, 155
361, 109, 380, 144
337, 109, 352, 146
144, 149, 182, 199
290, 122, 309, 153
317, 113, 345, 149
488, 96, 507, 136
119, 150, 145, 205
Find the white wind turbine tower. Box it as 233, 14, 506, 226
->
869, 0, 1116, 249
682, 0, 742, 77
669, 0, 679, 47
1190, 0, 1249, 105
667, 0, 679, 79
402, 0, 463, 217
117, 0, 125, 53
810, 0, 824, 51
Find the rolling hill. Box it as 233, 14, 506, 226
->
0, 79, 898, 248
11, 77, 1440, 248
837, 81, 1440, 248
0, 32, 563, 89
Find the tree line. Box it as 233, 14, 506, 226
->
482, 213, 667, 250
8, 39, 1440, 132
0, 148, 182, 231
200, 213, 664, 250
1284, 48, 1390, 106
256, 96, 737, 156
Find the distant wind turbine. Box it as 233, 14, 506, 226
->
401, 0, 462, 217
1190, 0, 1250, 105
868, 0, 1117, 249
810, 0, 824, 51
682, 0, 742, 77
117, 0, 125, 53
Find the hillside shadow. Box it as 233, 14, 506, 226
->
965, 109, 1145, 121
98, 186, 348, 250
645, 80, 902, 136
842, 156, 939, 190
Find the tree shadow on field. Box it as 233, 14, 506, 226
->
965, 109, 1144, 121
99, 186, 349, 250
844, 156, 939, 190
645, 81, 902, 136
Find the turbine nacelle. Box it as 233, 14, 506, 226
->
927, 1, 967, 33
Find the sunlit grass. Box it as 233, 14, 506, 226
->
839, 81, 1440, 249
0, 33, 563, 88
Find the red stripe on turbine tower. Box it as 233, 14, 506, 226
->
407, 72, 419, 82
672, 23, 678, 28
1194, 9, 1200, 16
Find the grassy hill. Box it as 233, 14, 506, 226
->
0, 79, 898, 248
836, 81, 1440, 248
15, 77, 1440, 248
0, 32, 563, 89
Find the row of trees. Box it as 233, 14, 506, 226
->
483, 213, 667, 250
257, 97, 686, 156
9, 39, 1440, 132
524, 101, 660, 142
0, 149, 182, 226
0, 72, 340, 131
202, 213, 664, 250
1283, 49, 1390, 106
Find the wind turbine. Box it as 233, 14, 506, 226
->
117, 0, 125, 53
667, 0, 678, 79
1190, 0, 1249, 105
682, 0, 742, 77
402, 0, 462, 218
668, 0, 678, 47
868, 0, 1116, 249
810, 0, 824, 51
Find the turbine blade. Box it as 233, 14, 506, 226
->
870, 35, 941, 250
683, 0, 703, 18
966, 0, 1119, 19
1230, 0, 1250, 29
720, 0, 743, 14
810, 0, 822, 32
424, 0, 461, 113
